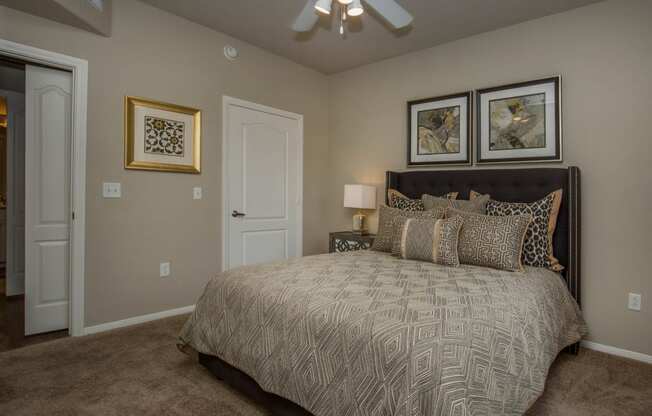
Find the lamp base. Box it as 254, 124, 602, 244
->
352, 212, 369, 235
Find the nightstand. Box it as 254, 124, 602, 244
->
329, 232, 376, 253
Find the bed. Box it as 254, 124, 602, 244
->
179, 167, 585, 416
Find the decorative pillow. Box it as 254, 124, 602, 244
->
388, 189, 457, 211
371, 205, 445, 253
422, 193, 490, 214
397, 217, 464, 266
469, 190, 485, 200
485, 190, 563, 271
447, 208, 531, 272
390, 208, 446, 256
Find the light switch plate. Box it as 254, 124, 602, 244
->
193, 187, 202, 200
160, 262, 171, 278
103, 182, 121, 198
628, 293, 642, 311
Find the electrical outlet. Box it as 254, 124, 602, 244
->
160, 262, 171, 278
628, 293, 642, 311
193, 187, 202, 200
103, 182, 121, 198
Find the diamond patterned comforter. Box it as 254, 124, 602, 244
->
179, 251, 586, 416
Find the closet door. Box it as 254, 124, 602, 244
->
24, 65, 72, 335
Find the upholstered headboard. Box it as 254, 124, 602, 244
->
386, 167, 581, 305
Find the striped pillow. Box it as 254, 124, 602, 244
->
371, 205, 445, 253
397, 217, 464, 266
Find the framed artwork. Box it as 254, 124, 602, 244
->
476, 76, 561, 164
124, 96, 201, 173
407, 91, 472, 167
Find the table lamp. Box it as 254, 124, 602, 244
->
343, 184, 376, 235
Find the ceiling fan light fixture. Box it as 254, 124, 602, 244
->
347, 0, 364, 16
314, 0, 333, 15
338, 0, 353, 4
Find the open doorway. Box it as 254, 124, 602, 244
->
0, 58, 72, 351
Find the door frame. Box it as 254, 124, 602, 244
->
221, 96, 303, 272
1, 89, 25, 297
0, 38, 88, 337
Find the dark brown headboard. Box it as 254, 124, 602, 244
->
386, 167, 581, 306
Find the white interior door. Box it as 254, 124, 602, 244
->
25, 65, 72, 335
224, 98, 302, 270
2, 90, 26, 296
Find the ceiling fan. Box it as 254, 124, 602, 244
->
292, 0, 413, 35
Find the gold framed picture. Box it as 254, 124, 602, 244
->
124, 96, 201, 173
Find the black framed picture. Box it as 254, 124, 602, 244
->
476, 76, 561, 164
407, 91, 472, 166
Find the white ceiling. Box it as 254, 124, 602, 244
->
140, 0, 602, 74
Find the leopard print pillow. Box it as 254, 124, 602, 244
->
388, 189, 457, 211
485, 190, 563, 271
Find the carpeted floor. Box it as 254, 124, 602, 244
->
0, 314, 650, 416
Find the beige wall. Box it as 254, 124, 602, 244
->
328, 0, 652, 355
0, 0, 330, 326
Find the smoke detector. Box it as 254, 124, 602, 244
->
224, 45, 239, 61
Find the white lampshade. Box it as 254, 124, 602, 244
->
315, 0, 332, 14
338, 0, 353, 4
347, 0, 364, 16
343, 184, 376, 210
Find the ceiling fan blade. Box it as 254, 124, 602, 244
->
291, 0, 320, 32
364, 0, 413, 29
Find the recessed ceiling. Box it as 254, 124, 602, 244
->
140, 0, 603, 74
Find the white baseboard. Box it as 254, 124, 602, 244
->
83, 305, 195, 335
581, 340, 652, 364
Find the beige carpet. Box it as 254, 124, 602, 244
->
0, 314, 650, 416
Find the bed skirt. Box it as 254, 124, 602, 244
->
198, 353, 313, 416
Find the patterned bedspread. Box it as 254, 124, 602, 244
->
179, 251, 586, 416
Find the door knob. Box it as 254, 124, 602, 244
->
232, 210, 246, 218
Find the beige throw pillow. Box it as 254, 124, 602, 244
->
447, 208, 531, 272
423, 193, 490, 214
387, 189, 458, 211
390, 208, 446, 256
398, 217, 464, 267
371, 205, 445, 253
473, 189, 564, 271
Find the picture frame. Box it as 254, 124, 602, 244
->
124, 96, 201, 173
476, 76, 561, 164
407, 91, 472, 167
